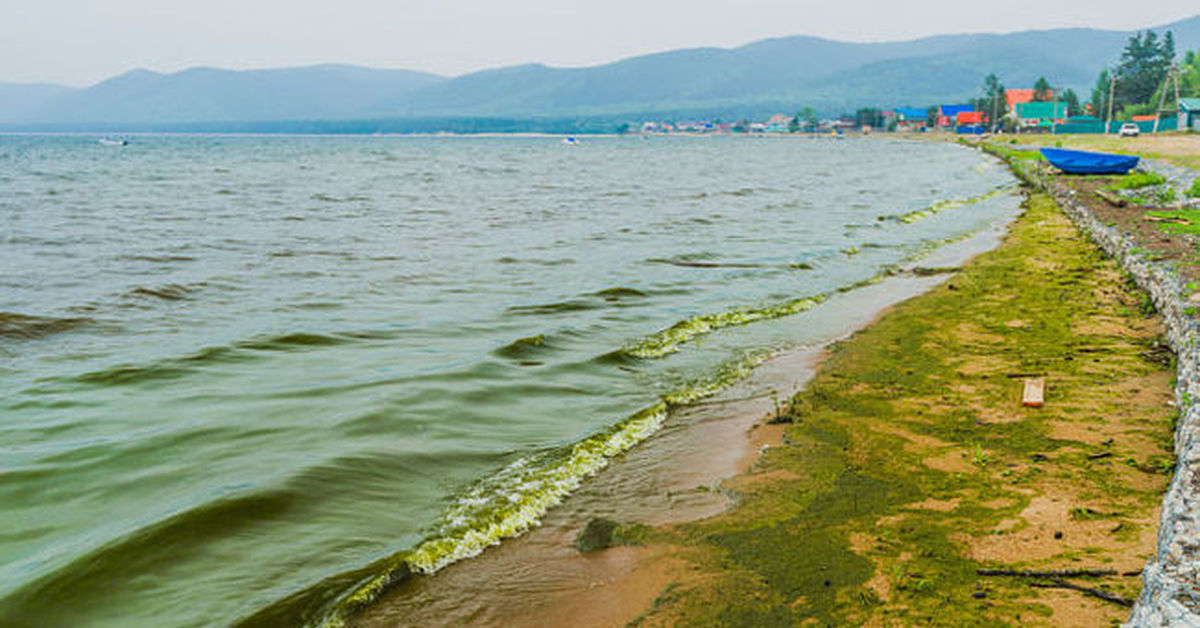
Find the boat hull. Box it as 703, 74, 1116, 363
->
1039, 147, 1139, 175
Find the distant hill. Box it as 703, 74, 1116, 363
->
2, 14, 1198, 129
7, 65, 446, 125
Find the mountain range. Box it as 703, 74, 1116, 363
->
2, 15, 1199, 130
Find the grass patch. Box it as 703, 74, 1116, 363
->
1107, 171, 1166, 191
1144, 209, 1200, 235
1187, 179, 1200, 199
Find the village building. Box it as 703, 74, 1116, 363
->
955, 110, 987, 133
1182, 98, 1200, 131
1015, 101, 1069, 128
1005, 89, 1036, 115
765, 114, 792, 133
936, 105, 973, 127
894, 107, 928, 131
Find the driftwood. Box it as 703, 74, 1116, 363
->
977, 568, 1118, 578
1144, 215, 1191, 225
1029, 579, 1134, 607
1094, 188, 1128, 207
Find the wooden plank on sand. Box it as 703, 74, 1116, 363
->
1023, 378, 1045, 407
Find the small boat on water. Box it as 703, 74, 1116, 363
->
562, 136, 579, 145
98, 138, 128, 147
1040, 147, 1139, 175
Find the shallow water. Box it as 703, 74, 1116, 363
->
0, 135, 1019, 626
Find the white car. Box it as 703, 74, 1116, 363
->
1119, 123, 1140, 137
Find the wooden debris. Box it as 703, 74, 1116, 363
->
1022, 377, 1045, 407
1029, 579, 1134, 607
1094, 188, 1127, 207
1144, 215, 1191, 225
976, 568, 1118, 578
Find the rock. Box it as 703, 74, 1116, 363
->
575, 517, 621, 553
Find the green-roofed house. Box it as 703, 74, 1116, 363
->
1015, 101, 1069, 127
1182, 98, 1200, 131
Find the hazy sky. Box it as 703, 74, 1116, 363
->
2, 0, 1197, 86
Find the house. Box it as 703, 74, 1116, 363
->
1015, 101, 1068, 127
955, 110, 987, 134
894, 107, 928, 131
1182, 98, 1200, 131
956, 111, 986, 125
937, 105, 973, 127
1005, 89, 1036, 114
766, 113, 792, 133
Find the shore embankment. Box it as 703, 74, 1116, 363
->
984, 141, 1200, 626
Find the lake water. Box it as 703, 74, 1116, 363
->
0, 135, 1020, 626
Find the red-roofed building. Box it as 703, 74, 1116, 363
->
1006, 89, 1036, 113
1131, 114, 1157, 122
957, 111, 985, 125
766, 113, 792, 132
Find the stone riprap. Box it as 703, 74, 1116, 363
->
1015, 157, 1200, 627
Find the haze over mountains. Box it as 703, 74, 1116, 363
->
3, 14, 1198, 130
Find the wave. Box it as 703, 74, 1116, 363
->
491, 334, 553, 360
313, 348, 772, 627
506, 300, 600, 315
123, 282, 204, 301
116, 254, 198, 263
877, 186, 1009, 224
506, 285, 656, 317
620, 293, 827, 359
494, 256, 576, 266
71, 332, 357, 387
588, 286, 649, 300
0, 490, 300, 628
311, 193, 370, 203
0, 312, 92, 341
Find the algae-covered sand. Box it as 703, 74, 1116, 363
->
630, 191, 1176, 627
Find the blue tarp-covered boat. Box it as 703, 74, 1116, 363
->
1040, 147, 1139, 175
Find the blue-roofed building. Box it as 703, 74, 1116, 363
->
939, 105, 974, 117
935, 105, 973, 128
895, 107, 929, 130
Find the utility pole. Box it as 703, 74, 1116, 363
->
1052, 88, 1059, 135
1152, 64, 1181, 134
1106, 69, 1117, 135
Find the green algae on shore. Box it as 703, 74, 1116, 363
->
632, 191, 1174, 627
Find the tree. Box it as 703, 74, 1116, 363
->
1033, 77, 1054, 102
1183, 50, 1200, 97
1114, 30, 1174, 108
925, 105, 939, 128
1091, 68, 1113, 117
970, 73, 1007, 130
1061, 89, 1080, 117
854, 108, 883, 128
797, 106, 819, 131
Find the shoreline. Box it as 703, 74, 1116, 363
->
350, 138, 1189, 626
347, 180, 1025, 626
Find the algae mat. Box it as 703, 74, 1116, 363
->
634, 192, 1176, 627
